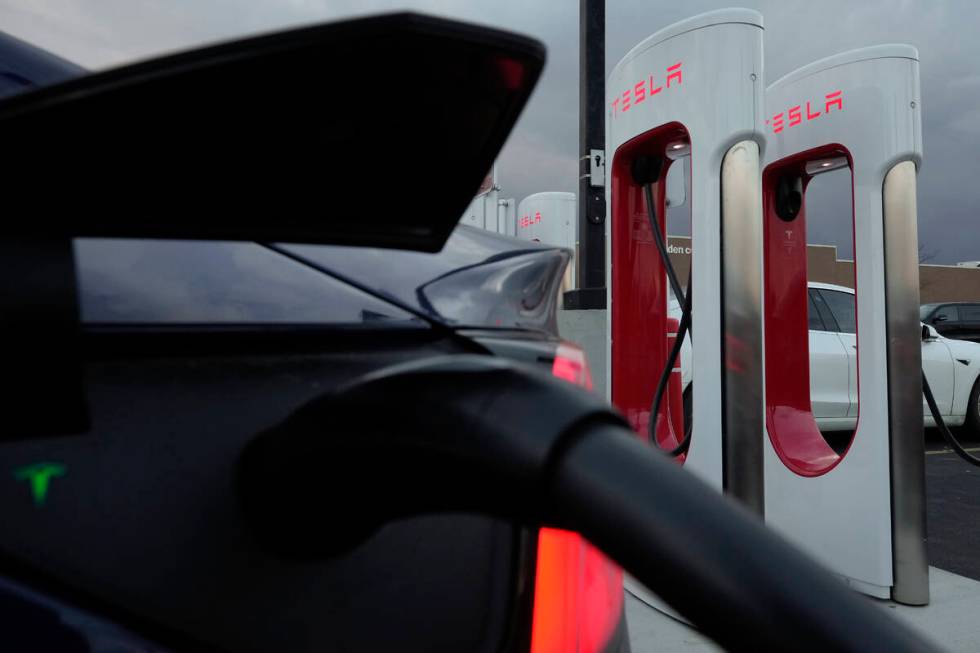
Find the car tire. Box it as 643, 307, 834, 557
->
966, 377, 980, 439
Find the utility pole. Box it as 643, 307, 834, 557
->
564, 0, 606, 309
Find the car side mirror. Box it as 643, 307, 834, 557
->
933, 314, 948, 323
922, 324, 939, 341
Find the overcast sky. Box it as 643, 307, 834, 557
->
3, 0, 977, 263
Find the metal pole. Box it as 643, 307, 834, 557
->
565, 0, 606, 309
883, 161, 930, 605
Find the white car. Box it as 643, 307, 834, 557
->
673, 282, 980, 436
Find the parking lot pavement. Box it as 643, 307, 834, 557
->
926, 435, 980, 581
624, 436, 980, 652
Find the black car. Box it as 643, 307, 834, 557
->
0, 13, 936, 653
3, 229, 632, 653
0, 22, 629, 653
921, 302, 980, 343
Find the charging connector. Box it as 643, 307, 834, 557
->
923, 371, 980, 467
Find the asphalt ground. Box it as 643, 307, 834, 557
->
820, 429, 980, 581
924, 431, 980, 581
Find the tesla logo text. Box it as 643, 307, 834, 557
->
13, 462, 66, 506
767, 90, 843, 134
782, 229, 800, 255
611, 62, 683, 117
520, 211, 542, 229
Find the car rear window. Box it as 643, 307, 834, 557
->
284, 225, 568, 332
75, 239, 420, 326
961, 305, 980, 321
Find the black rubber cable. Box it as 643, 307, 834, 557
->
647, 274, 693, 456
642, 181, 693, 456
923, 371, 980, 467
643, 183, 687, 312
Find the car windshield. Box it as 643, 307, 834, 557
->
920, 304, 938, 320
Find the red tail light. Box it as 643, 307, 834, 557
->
532, 343, 623, 653
551, 342, 594, 391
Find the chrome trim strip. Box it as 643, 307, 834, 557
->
720, 140, 765, 515
884, 160, 929, 605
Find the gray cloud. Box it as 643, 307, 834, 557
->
1, 0, 977, 263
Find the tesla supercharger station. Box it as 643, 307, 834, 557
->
516, 192, 576, 249
762, 46, 928, 604
607, 9, 766, 509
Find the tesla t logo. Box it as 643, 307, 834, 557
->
611, 62, 683, 117
13, 462, 66, 506
520, 211, 542, 229
767, 90, 843, 134
782, 229, 800, 255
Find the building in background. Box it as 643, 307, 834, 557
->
665, 236, 980, 304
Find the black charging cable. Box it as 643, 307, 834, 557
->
923, 371, 980, 467
649, 267, 692, 457
632, 155, 693, 456
641, 181, 687, 312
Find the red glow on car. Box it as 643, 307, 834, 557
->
551, 343, 593, 390
532, 344, 622, 653
531, 529, 623, 653
495, 57, 526, 91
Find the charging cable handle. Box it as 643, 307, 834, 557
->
237, 355, 627, 558
552, 420, 938, 653
238, 356, 938, 652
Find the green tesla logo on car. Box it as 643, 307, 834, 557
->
13, 462, 67, 506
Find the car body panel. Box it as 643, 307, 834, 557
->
941, 335, 980, 418
839, 331, 859, 418
922, 335, 955, 415
0, 16, 547, 253
0, 345, 529, 653
809, 330, 851, 418
0, 225, 614, 653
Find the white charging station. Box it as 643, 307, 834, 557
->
762, 46, 927, 604
516, 192, 576, 249
606, 9, 765, 510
